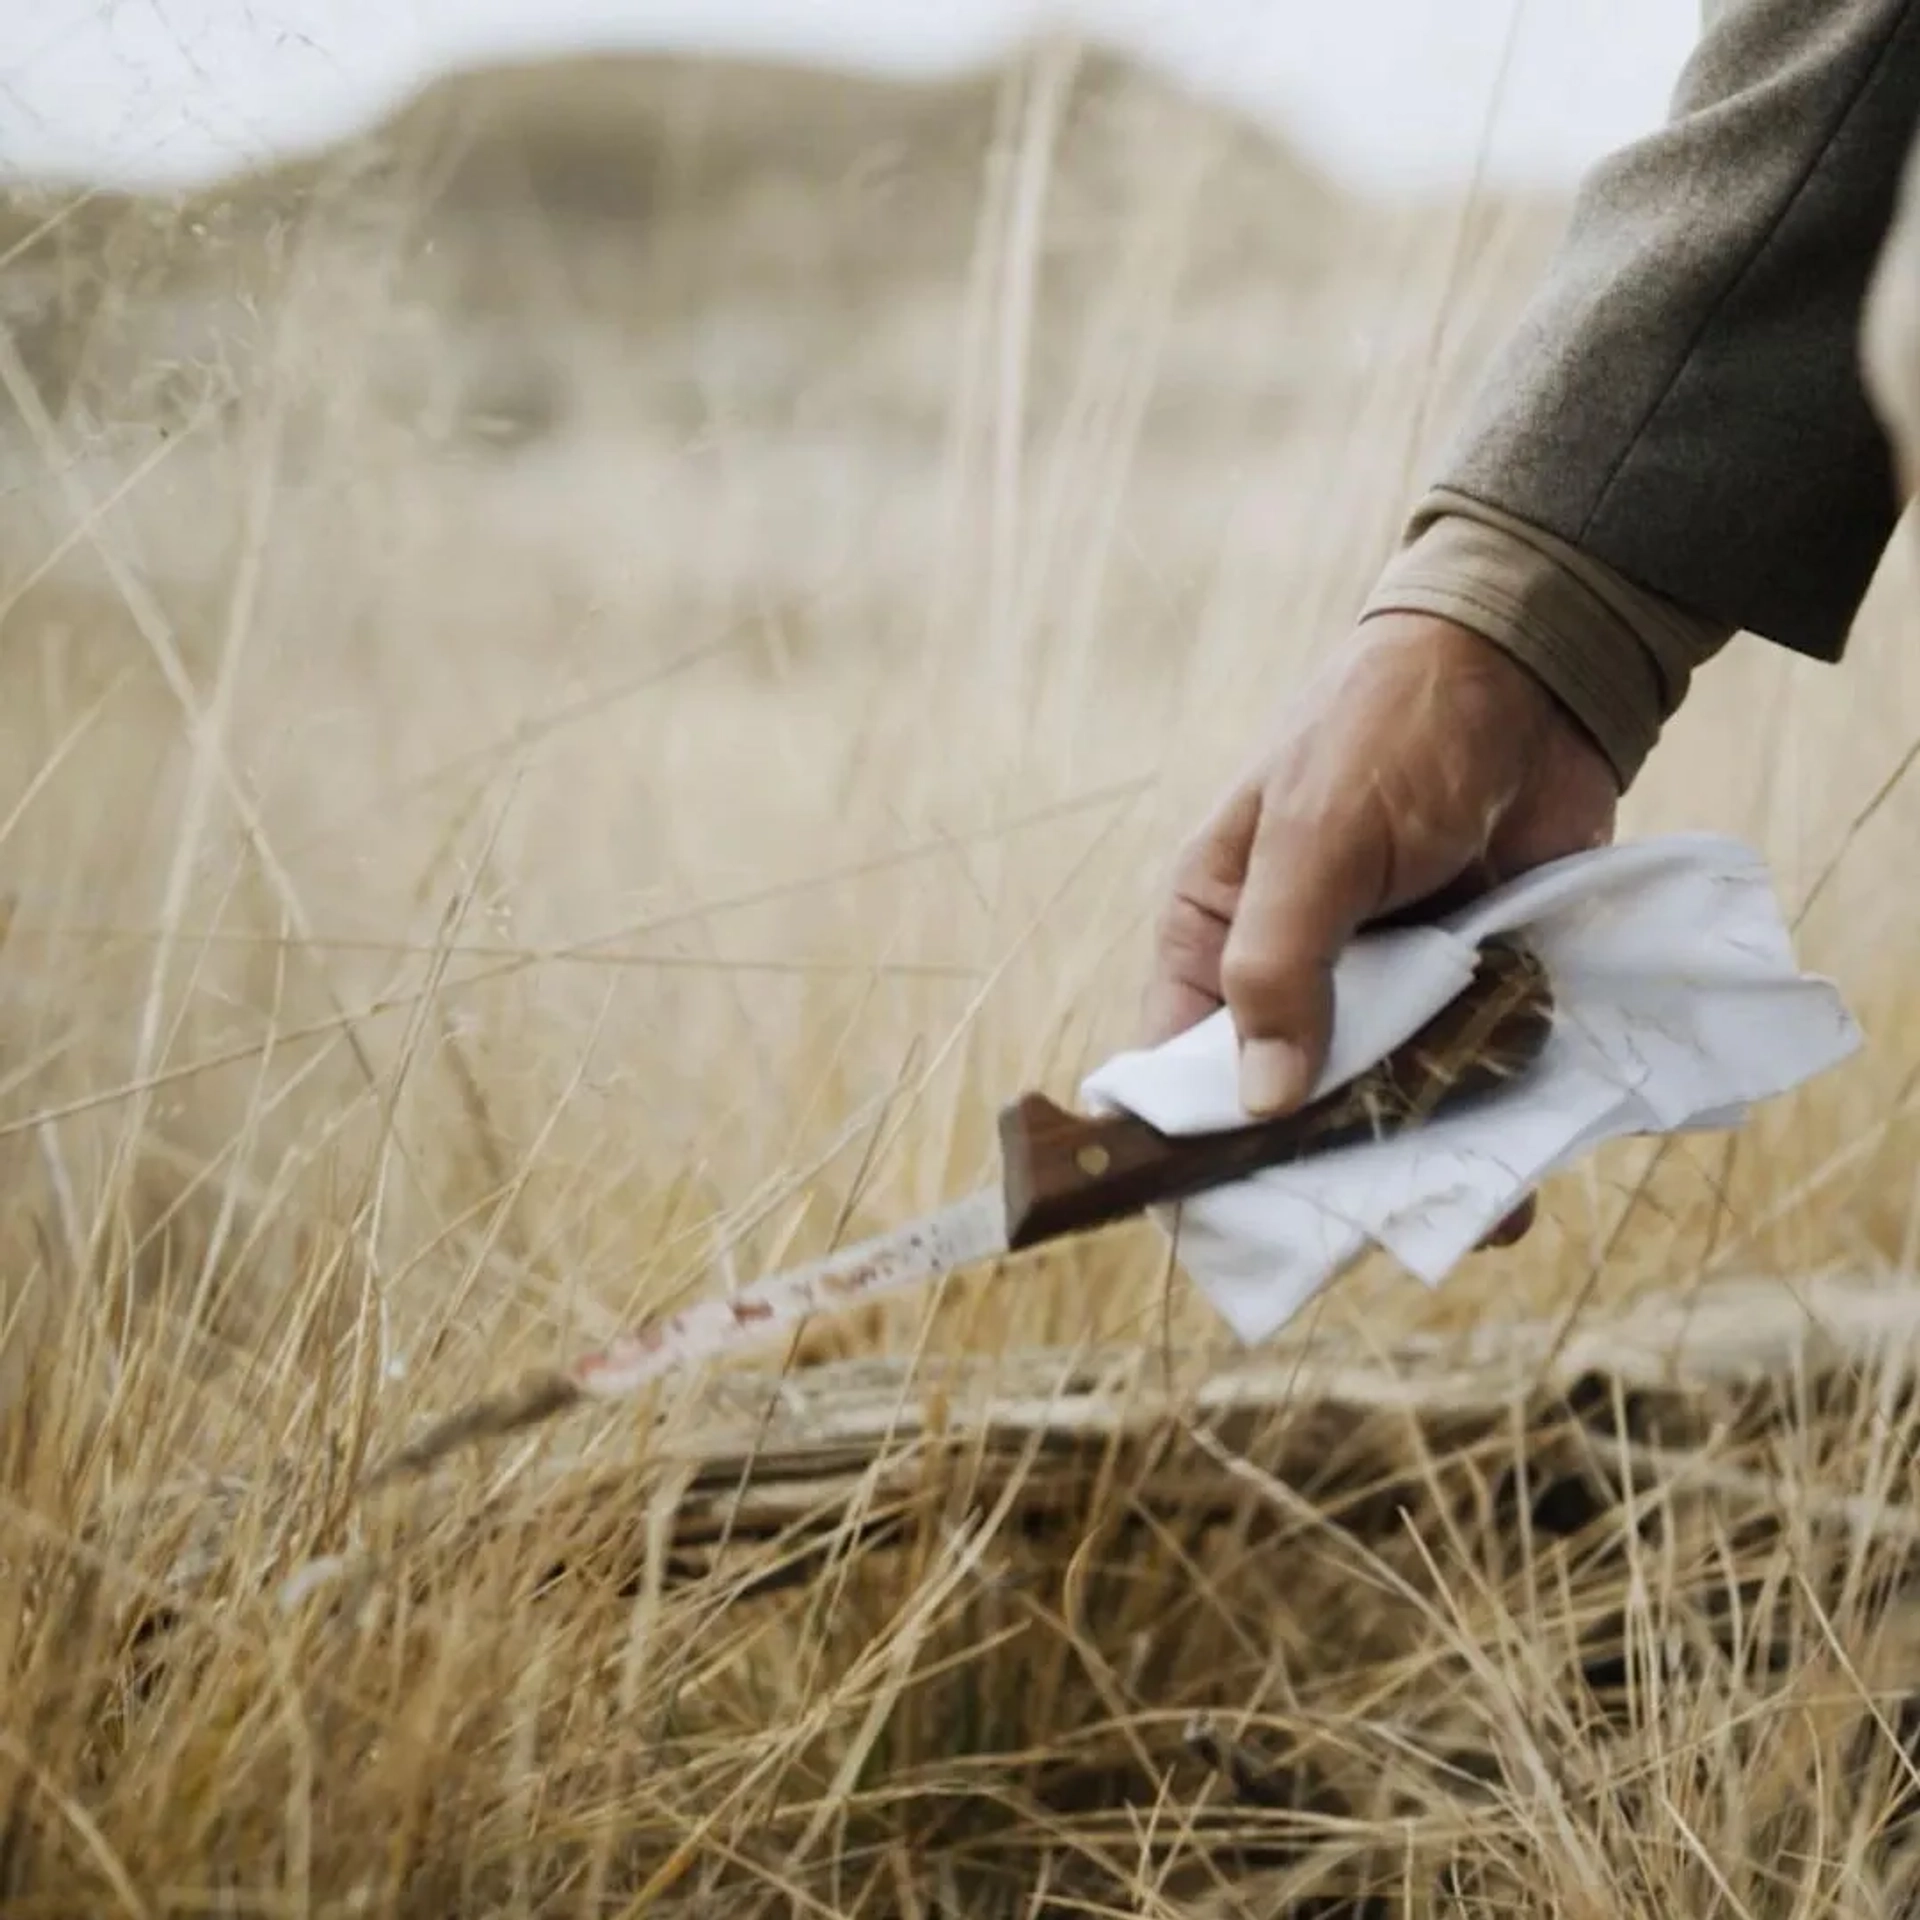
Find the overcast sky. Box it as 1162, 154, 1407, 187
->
0, 0, 1697, 195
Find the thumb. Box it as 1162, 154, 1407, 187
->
1218, 794, 1387, 1117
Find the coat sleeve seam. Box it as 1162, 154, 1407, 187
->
1577, 1, 1920, 542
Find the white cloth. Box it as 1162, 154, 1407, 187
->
1079, 834, 1862, 1344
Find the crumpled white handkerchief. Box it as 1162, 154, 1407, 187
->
1079, 833, 1863, 1345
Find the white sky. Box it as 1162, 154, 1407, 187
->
0, 1, 1698, 196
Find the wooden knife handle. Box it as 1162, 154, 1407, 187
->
997, 935, 1554, 1252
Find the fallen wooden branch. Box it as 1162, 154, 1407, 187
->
90, 1266, 1920, 1625
252, 1268, 1920, 1611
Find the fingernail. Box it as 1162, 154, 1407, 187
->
1240, 1038, 1311, 1117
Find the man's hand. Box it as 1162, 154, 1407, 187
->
1147, 613, 1618, 1235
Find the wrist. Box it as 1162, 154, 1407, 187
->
1354, 610, 1622, 794
1357, 494, 1733, 792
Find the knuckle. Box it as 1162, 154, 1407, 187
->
1152, 890, 1214, 967
1171, 813, 1225, 874
1164, 780, 1263, 903
1218, 937, 1295, 1021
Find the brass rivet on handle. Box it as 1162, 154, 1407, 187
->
1076, 1144, 1112, 1177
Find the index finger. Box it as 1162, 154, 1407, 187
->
1142, 784, 1263, 1046
1217, 791, 1390, 1110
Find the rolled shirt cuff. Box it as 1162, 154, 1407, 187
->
1356, 487, 1735, 790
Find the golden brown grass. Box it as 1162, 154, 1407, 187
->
5, 35, 1920, 1915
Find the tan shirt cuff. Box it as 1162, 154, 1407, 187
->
1356, 487, 1735, 789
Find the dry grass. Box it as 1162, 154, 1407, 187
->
5, 34, 1920, 1915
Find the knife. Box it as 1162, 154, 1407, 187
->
363, 934, 1554, 1487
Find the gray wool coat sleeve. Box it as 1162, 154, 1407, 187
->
1360, 0, 1920, 790
1359, 0, 1920, 787
1434, 0, 1920, 660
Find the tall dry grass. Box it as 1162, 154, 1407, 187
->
4, 36, 1920, 1915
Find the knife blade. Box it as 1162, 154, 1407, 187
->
363, 934, 1553, 1487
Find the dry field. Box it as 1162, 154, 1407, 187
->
6, 37, 1920, 1915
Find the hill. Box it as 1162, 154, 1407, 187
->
0, 41, 1567, 452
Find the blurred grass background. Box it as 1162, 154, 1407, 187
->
3, 37, 1920, 1913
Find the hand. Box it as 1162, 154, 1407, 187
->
1146, 613, 1620, 1245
